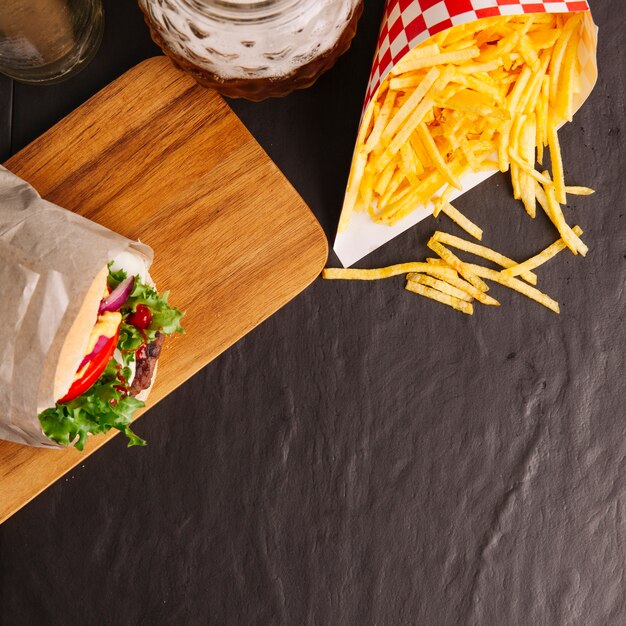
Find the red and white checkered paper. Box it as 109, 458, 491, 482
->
334, 0, 598, 268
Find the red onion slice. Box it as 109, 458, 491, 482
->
99, 276, 135, 313
77, 334, 110, 371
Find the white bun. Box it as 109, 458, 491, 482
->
53, 266, 108, 401
109, 251, 149, 284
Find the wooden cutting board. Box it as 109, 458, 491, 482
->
0, 56, 327, 524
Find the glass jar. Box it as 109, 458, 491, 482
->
138, 0, 364, 101
0, 0, 103, 84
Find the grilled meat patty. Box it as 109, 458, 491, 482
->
130, 332, 164, 396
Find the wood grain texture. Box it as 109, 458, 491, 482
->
0, 56, 327, 524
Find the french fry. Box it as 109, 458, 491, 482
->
374, 159, 396, 196
519, 114, 538, 217
405, 280, 474, 315
431, 231, 538, 285
558, 32, 580, 121
427, 239, 489, 292
438, 201, 483, 241
549, 14, 580, 111
399, 141, 420, 185
462, 262, 560, 313
547, 114, 566, 203
364, 89, 397, 152
340, 147, 367, 232
322, 263, 436, 281
501, 225, 583, 277
508, 150, 553, 186
392, 47, 481, 74
382, 67, 440, 142
565, 185, 594, 196
390, 43, 441, 75
407, 271, 500, 306
417, 123, 461, 189
388, 97, 436, 156
432, 184, 453, 218
537, 175, 587, 256
406, 273, 473, 302
410, 265, 458, 282
390, 72, 428, 90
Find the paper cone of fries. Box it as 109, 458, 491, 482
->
0, 166, 153, 448
334, 0, 598, 267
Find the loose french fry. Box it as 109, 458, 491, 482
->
565, 185, 594, 196
508, 150, 553, 186
462, 263, 560, 313
407, 271, 500, 306
438, 201, 483, 240
409, 265, 458, 282
407, 273, 473, 302
502, 225, 583, 277
405, 280, 474, 315
322, 263, 435, 281
427, 239, 489, 292
432, 231, 538, 285
537, 176, 587, 256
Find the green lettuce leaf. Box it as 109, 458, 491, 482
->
38, 266, 184, 450
38, 357, 145, 451
109, 267, 185, 350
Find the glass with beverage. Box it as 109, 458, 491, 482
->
138, 0, 364, 101
0, 0, 103, 84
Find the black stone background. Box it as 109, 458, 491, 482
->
0, 1, 624, 624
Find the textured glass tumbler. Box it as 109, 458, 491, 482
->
0, 0, 103, 84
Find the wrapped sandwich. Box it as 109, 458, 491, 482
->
0, 166, 183, 450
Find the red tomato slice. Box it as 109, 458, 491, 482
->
58, 328, 120, 403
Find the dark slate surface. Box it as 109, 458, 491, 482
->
1, 1, 624, 624
0, 75, 11, 162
